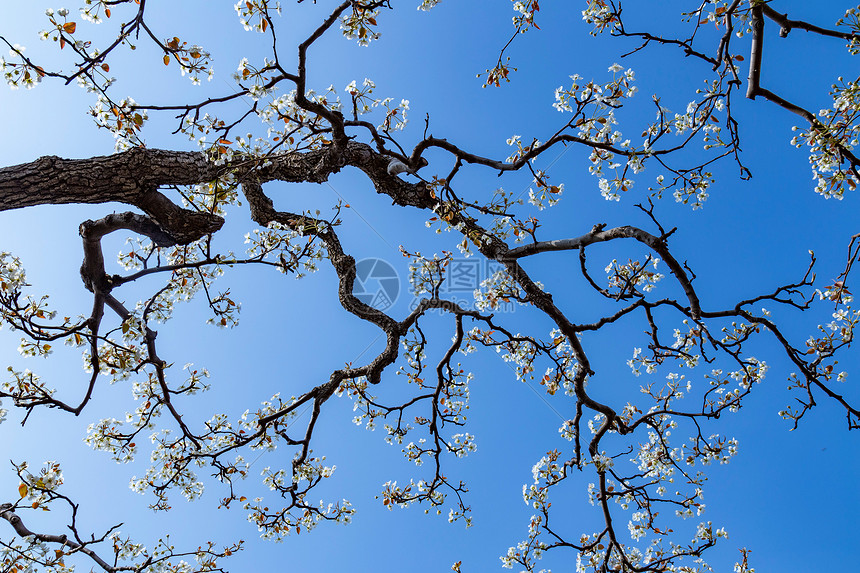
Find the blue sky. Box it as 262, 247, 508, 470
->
0, 1, 858, 572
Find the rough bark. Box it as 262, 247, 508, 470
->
0, 142, 423, 245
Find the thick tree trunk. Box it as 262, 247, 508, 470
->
0, 148, 216, 210
0, 142, 426, 244
0, 148, 223, 244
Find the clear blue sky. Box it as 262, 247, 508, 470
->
0, 1, 858, 571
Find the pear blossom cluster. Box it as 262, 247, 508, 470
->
241, 453, 354, 540
417, 0, 442, 11
344, 78, 411, 131
88, 94, 147, 151
0, 252, 27, 292
0, 44, 43, 89
505, 404, 742, 573
180, 175, 241, 216
465, 186, 532, 247
0, 537, 76, 573
345, 77, 376, 115
235, 0, 281, 33
499, 514, 550, 571
234, 57, 276, 101
778, 293, 858, 426
3, 368, 58, 413
162, 36, 213, 86
552, 65, 641, 200
2, 462, 243, 572
38, 7, 81, 48
806, 299, 857, 356
554, 57, 730, 207
500, 307, 785, 572
405, 250, 450, 297
791, 76, 860, 199
511, 1, 540, 34
836, 6, 860, 54
245, 220, 327, 279
379, 477, 471, 525
118, 239, 239, 329
605, 257, 664, 295
339, 4, 380, 46
79, 0, 112, 24
526, 175, 564, 211
336, 375, 383, 430
539, 330, 580, 397
380, 478, 441, 510
16, 461, 64, 505
0, 253, 66, 359
245, 493, 354, 541
255, 85, 343, 151
334, 308, 478, 527
473, 268, 527, 312
581, 0, 617, 35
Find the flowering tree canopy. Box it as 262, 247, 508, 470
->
0, 1, 858, 572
